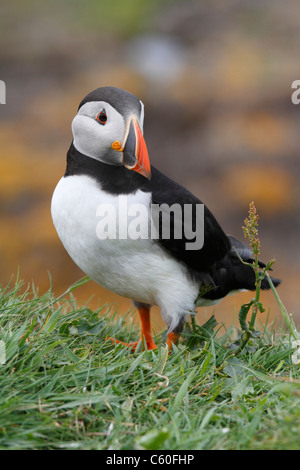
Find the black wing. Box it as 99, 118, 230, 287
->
65, 146, 230, 273
146, 166, 231, 272
201, 235, 281, 300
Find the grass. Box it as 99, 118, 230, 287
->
0, 275, 300, 450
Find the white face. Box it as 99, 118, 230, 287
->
72, 100, 144, 165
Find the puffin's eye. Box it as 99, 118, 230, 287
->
96, 109, 107, 125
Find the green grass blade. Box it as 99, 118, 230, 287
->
266, 272, 299, 340
173, 368, 197, 410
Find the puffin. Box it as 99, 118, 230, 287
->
51, 86, 281, 350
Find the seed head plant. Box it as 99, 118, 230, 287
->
235, 202, 275, 354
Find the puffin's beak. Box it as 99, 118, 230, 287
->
122, 116, 151, 180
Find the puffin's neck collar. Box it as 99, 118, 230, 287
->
64, 142, 151, 195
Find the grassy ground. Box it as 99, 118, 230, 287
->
0, 276, 300, 451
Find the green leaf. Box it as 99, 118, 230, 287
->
201, 351, 212, 374
238, 301, 254, 331
156, 345, 169, 375
136, 427, 170, 450
173, 368, 197, 409
121, 397, 133, 421
59, 317, 105, 337
230, 375, 254, 400
224, 356, 247, 378
123, 352, 145, 381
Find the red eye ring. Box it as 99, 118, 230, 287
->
96, 109, 107, 125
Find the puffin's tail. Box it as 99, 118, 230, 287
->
228, 235, 281, 291
200, 235, 281, 301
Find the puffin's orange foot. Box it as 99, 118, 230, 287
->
144, 339, 158, 351
105, 306, 158, 351
105, 336, 157, 351
166, 332, 180, 350
105, 337, 139, 350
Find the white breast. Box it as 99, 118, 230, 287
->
51, 175, 199, 330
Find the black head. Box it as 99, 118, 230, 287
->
71, 86, 150, 179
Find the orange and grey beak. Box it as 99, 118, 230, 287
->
122, 116, 151, 180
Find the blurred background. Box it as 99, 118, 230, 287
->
1, 0, 300, 331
